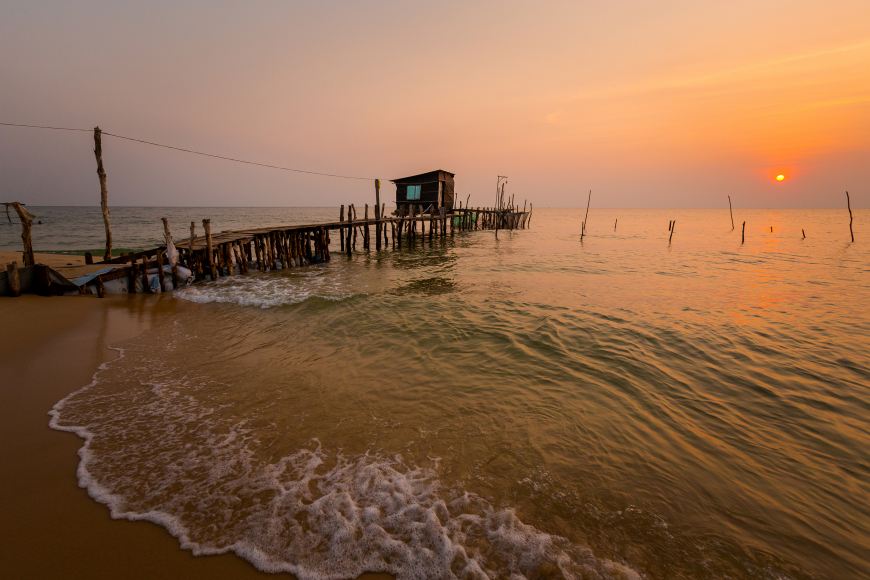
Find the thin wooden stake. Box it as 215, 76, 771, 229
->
728, 196, 734, 230
93, 127, 112, 260
802, 229, 806, 239
202, 219, 217, 280
742, 221, 746, 244
669, 221, 675, 244
339, 205, 345, 251
614, 218, 617, 231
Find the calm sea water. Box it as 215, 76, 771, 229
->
39, 206, 870, 579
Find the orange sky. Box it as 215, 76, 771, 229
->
1, 1, 868, 207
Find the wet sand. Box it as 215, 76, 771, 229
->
1, 250, 109, 279
0, 294, 390, 580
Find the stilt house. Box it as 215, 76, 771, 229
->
391, 170, 455, 214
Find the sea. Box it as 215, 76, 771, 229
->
6, 206, 869, 579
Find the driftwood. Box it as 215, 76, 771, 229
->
93, 127, 112, 260
5, 261, 20, 297
11, 202, 35, 266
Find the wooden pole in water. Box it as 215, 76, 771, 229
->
802, 229, 806, 239
742, 221, 746, 244
847, 191, 854, 242
202, 219, 217, 279
583, 189, 592, 230
339, 205, 345, 252
669, 221, 675, 244
93, 127, 113, 261
347, 207, 353, 256
375, 180, 381, 251
5, 261, 20, 297
11, 202, 34, 266
161, 218, 180, 289
364, 204, 370, 250
614, 218, 617, 231
728, 195, 734, 230
4, 203, 10, 223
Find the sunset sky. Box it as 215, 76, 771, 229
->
2, 1, 868, 208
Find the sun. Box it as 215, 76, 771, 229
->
776, 174, 785, 181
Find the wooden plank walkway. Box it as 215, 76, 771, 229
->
86, 203, 532, 294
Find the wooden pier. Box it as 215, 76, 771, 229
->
82, 203, 531, 293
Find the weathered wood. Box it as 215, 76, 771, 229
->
5, 262, 20, 297
84, 252, 93, 265
614, 219, 617, 231
340, 205, 345, 251
728, 196, 734, 230
161, 218, 180, 288
802, 229, 806, 239
93, 127, 113, 260
742, 221, 746, 244
11, 202, 35, 266
364, 204, 370, 250
141, 256, 153, 293
156, 248, 166, 291
203, 219, 217, 280
669, 221, 675, 244
95, 275, 106, 298
188, 222, 197, 270
847, 191, 854, 242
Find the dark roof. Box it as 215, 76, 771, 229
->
390, 170, 454, 184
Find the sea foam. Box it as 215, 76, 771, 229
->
49, 347, 640, 580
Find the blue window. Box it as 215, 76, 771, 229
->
407, 185, 421, 200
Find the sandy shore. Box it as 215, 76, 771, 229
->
0, 294, 390, 579
1, 250, 110, 280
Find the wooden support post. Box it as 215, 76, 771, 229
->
669, 221, 675, 245
11, 202, 35, 266
141, 256, 152, 293
728, 195, 734, 230
129, 262, 138, 293
847, 191, 854, 242
203, 219, 217, 280
742, 221, 746, 244
3, 203, 10, 223
364, 204, 370, 250
156, 248, 166, 291
802, 229, 806, 239
340, 205, 345, 251
347, 208, 353, 256
188, 222, 197, 270
5, 261, 20, 297
84, 252, 93, 264
161, 218, 180, 289
375, 202, 381, 251
95, 275, 106, 298
93, 127, 113, 260
614, 219, 617, 231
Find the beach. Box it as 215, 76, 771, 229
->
0, 294, 390, 580
1, 207, 867, 579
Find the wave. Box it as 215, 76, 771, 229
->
174, 275, 359, 309
49, 346, 640, 580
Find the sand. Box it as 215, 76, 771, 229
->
1, 250, 111, 280
0, 294, 390, 580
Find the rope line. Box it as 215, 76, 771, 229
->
101, 132, 374, 180
1, 122, 375, 181
0, 122, 90, 132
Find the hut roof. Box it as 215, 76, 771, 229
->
390, 170, 454, 184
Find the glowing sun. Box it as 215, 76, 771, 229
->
776, 174, 785, 181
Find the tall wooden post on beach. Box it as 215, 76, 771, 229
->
11, 202, 35, 266
5, 261, 21, 297
93, 127, 112, 261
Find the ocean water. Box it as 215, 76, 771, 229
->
38, 207, 870, 579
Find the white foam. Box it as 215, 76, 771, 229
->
50, 347, 640, 580
174, 275, 357, 309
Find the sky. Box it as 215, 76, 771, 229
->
1, 0, 868, 208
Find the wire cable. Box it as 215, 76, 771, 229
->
1, 122, 375, 180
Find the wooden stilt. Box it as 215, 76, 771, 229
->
161, 218, 180, 288
156, 248, 166, 291
340, 205, 345, 251
847, 191, 854, 242
728, 195, 734, 230
742, 221, 746, 244
203, 219, 217, 280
